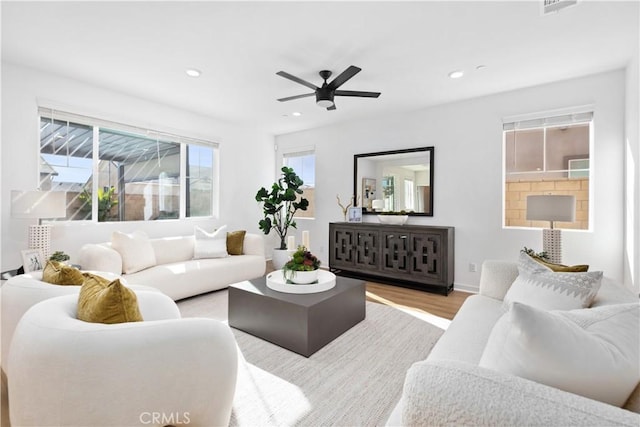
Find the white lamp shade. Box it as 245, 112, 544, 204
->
526, 195, 576, 223
371, 199, 385, 211
11, 190, 67, 219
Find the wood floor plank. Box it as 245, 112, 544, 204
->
365, 281, 471, 320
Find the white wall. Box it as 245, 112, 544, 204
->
624, 40, 640, 294
276, 70, 628, 292
1, 62, 274, 271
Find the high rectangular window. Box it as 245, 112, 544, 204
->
38, 108, 218, 222
503, 111, 592, 230
283, 149, 315, 219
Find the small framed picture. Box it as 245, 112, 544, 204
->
21, 249, 45, 273
347, 207, 363, 223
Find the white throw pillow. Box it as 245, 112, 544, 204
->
193, 225, 228, 259
479, 301, 640, 407
503, 252, 602, 310
111, 230, 157, 274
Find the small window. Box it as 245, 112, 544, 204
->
503, 111, 592, 230
283, 150, 315, 219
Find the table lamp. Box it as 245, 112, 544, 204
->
526, 194, 576, 264
11, 190, 67, 260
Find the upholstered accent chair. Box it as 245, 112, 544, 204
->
8, 291, 238, 427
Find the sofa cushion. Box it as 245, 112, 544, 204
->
111, 230, 157, 274
77, 273, 143, 324
503, 252, 601, 310
42, 260, 84, 286
151, 235, 195, 265
194, 225, 228, 259
479, 301, 640, 407
226, 230, 246, 255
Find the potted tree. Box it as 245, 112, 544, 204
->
255, 166, 309, 268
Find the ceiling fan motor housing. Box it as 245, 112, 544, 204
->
316, 86, 335, 107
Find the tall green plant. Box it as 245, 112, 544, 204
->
79, 186, 118, 222
255, 166, 309, 250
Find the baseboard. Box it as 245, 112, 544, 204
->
453, 283, 478, 294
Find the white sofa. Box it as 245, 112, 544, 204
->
387, 260, 640, 426
8, 291, 238, 427
78, 232, 266, 301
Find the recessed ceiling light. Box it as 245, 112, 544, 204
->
292, 112, 302, 117
185, 68, 201, 78
448, 70, 464, 79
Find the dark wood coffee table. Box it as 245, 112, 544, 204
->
228, 274, 365, 357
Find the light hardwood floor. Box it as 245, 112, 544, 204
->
365, 281, 471, 320
268, 261, 471, 321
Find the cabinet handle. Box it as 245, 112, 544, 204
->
400, 235, 407, 239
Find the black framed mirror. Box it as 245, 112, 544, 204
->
354, 147, 434, 216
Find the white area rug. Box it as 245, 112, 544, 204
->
178, 289, 444, 426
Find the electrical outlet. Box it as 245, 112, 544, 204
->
469, 263, 477, 273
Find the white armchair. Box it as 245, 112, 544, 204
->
8, 291, 238, 427
1, 271, 156, 373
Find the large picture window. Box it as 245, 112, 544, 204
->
39, 108, 218, 222
503, 111, 592, 230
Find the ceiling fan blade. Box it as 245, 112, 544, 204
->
327, 65, 361, 90
327, 104, 337, 111
277, 93, 315, 102
276, 71, 318, 91
334, 90, 381, 98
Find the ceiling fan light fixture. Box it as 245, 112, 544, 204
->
315, 90, 335, 108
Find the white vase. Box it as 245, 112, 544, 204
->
271, 249, 293, 270
287, 269, 319, 284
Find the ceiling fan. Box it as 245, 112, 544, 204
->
276, 65, 381, 110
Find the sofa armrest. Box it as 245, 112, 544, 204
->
242, 233, 265, 257
401, 360, 640, 427
78, 243, 122, 275
478, 259, 518, 300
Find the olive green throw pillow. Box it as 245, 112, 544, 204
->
42, 260, 85, 286
77, 273, 143, 324
226, 230, 246, 255
530, 255, 589, 272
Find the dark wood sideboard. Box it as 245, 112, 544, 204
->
329, 222, 455, 295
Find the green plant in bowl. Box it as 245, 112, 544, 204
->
283, 246, 321, 283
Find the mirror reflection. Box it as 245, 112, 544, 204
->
354, 147, 434, 216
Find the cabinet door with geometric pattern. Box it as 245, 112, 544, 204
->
353, 229, 379, 271
330, 225, 356, 269
380, 230, 411, 275
409, 232, 445, 283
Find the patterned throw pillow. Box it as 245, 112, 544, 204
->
77, 273, 143, 324
42, 260, 85, 286
503, 252, 602, 310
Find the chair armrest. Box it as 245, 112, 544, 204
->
78, 243, 122, 275
243, 233, 265, 257
401, 360, 640, 427
8, 294, 238, 427
478, 260, 519, 300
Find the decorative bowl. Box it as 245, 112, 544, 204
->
286, 269, 319, 284
377, 215, 409, 225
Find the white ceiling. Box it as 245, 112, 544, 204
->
2, 1, 638, 136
